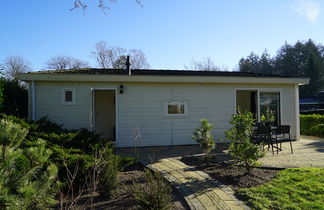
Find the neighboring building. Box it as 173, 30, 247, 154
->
300, 91, 324, 114
300, 98, 320, 113
19, 69, 309, 147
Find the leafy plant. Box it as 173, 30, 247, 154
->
132, 169, 172, 210
97, 145, 120, 197
0, 115, 134, 208
0, 118, 58, 209
309, 123, 324, 137
300, 114, 324, 135
36, 116, 65, 134
225, 112, 264, 173
0, 79, 28, 118
192, 119, 215, 158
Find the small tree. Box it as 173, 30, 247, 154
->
192, 119, 215, 157
0, 118, 58, 209
225, 112, 264, 173
132, 169, 172, 210
97, 144, 120, 198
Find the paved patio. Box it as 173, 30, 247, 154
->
116, 136, 324, 210
260, 135, 324, 168
116, 136, 324, 168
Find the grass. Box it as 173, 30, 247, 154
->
237, 167, 324, 210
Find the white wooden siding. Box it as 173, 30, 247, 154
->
33, 82, 298, 147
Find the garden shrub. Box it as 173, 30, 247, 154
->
0, 113, 36, 131
300, 114, 324, 136
0, 79, 28, 118
225, 112, 264, 173
0, 118, 58, 209
97, 143, 135, 198
192, 119, 215, 157
36, 116, 65, 134
132, 169, 172, 210
309, 124, 324, 137
0, 114, 133, 206
98, 144, 120, 197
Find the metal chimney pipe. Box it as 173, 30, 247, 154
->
126, 55, 131, 75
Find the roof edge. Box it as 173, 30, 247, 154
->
18, 73, 310, 85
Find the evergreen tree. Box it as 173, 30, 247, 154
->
0, 118, 58, 209
239, 39, 324, 97
192, 119, 215, 157
0, 79, 28, 118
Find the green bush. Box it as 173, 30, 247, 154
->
309, 124, 324, 137
98, 145, 120, 197
225, 112, 264, 173
300, 114, 324, 136
0, 79, 28, 118
0, 114, 133, 206
36, 116, 65, 134
0, 118, 58, 209
192, 119, 215, 157
97, 143, 135, 198
132, 169, 172, 210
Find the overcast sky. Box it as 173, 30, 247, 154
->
0, 0, 323, 71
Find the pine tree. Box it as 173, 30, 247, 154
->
0, 118, 58, 209
192, 119, 215, 157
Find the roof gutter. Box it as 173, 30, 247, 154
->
18, 73, 310, 85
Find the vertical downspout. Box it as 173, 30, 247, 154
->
90, 88, 94, 131
31, 81, 36, 120
295, 84, 300, 141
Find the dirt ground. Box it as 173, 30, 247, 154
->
70, 164, 189, 210
181, 157, 281, 190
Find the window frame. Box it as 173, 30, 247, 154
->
259, 91, 281, 126
234, 88, 282, 126
62, 88, 76, 105
164, 101, 188, 117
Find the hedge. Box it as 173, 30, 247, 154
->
300, 114, 324, 136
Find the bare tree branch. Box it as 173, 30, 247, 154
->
71, 0, 143, 13
185, 57, 220, 71
70, 58, 91, 69
92, 41, 150, 69
128, 49, 150, 69
2, 56, 31, 80
46, 55, 90, 70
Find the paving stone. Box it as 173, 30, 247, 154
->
126, 136, 324, 210
147, 158, 246, 210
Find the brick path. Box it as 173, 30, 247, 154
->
147, 158, 248, 210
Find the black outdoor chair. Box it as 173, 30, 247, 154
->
252, 125, 275, 154
255, 122, 265, 128
273, 125, 293, 154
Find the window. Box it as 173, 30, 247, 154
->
259, 92, 280, 126
165, 101, 187, 116
62, 88, 76, 105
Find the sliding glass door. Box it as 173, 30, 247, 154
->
259, 92, 280, 126
236, 90, 281, 126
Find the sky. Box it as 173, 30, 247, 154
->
0, 0, 323, 71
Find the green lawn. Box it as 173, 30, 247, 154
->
237, 168, 324, 210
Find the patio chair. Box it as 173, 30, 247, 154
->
273, 125, 293, 154
252, 125, 275, 154
255, 122, 265, 128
